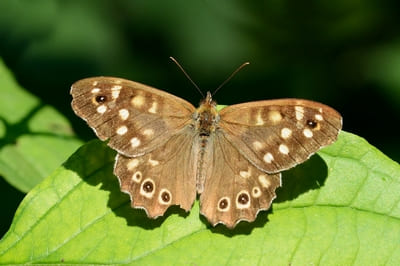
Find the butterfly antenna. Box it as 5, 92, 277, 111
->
170, 56, 204, 98
212, 62, 250, 97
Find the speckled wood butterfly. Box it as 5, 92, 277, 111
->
70, 73, 342, 228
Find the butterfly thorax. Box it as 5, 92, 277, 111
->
193, 92, 219, 137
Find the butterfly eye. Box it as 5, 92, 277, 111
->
95, 95, 107, 103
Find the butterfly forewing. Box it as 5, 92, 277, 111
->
219, 99, 342, 173
114, 128, 197, 217
71, 77, 195, 156
200, 133, 281, 228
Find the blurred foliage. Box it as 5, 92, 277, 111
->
0, 0, 400, 239
0, 58, 82, 193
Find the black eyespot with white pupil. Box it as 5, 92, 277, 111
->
161, 191, 170, 202
219, 198, 228, 209
306, 119, 317, 128
238, 193, 249, 204
143, 181, 154, 193
95, 95, 107, 103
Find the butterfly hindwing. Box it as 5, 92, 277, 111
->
71, 77, 195, 156
200, 132, 281, 228
219, 99, 342, 173
114, 129, 197, 217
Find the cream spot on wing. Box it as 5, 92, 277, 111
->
253, 141, 264, 151
239, 169, 251, 178
91, 87, 100, 93
130, 137, 141, 148
96, 105, 107, 114
258, 175, 271, 188
116, 125, 128, 135
148, 158, 159, 166
256, 111, 264, 125
92, 81, 98, 86
114, 80, 122, 84
159, 189, 172, 205
132, 171, 142, 183
236, 190, 251, 209
112, 91, 120, 99
140, 178, 155, 198
131, 95, 145, 107
143, 128, 154, 137
281, 127, 292, 139
217, 197, 230, 212
127, 159, 139, 170
269, 110, 282, 123
252, 187, 262, 198
303, 128, 313, 138
295, 106, 304, 120
263, 152, 274, 163
315, 114, 323, 121
111, 85, 122, 99
319, 107, 323, 113
119, 109, 129, 120
279, 144, 289, 154
148, 102, 158, 114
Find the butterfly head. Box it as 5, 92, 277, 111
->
193, 92, 219, 136
203, 91, 215, 105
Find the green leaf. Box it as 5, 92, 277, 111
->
216, 104, 228, 111
0, 57, 82, 192
0, 131, 399, 265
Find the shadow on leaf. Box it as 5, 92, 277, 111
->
275, 153, 328, 204
204, 209, 272, 236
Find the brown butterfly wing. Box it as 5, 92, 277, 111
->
219, 99, 342, 173
114, 129, 197, 218
71, 77, 195, 156
199, 132, 281, 228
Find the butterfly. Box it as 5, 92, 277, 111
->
70, 76, 342, 228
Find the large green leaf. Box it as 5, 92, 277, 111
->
0, 131, 399, 265
0, 58, 82, 192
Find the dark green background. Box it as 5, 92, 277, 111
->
1, 0, 399, 236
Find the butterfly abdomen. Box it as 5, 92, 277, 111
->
195, 136, 210, 193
